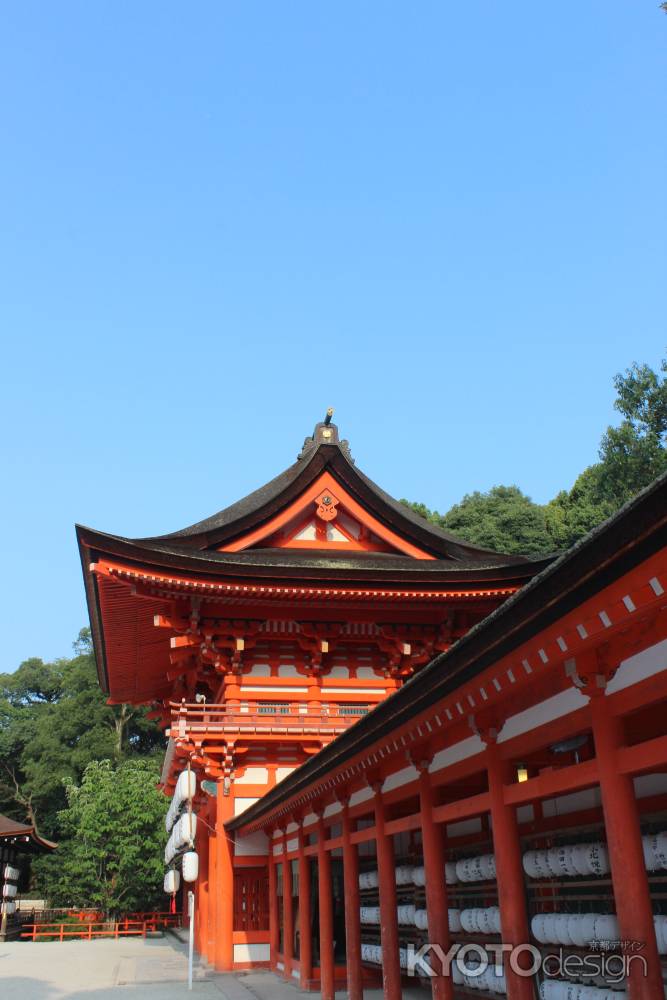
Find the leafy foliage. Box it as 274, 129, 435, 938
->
404, 486, 553, 556
0, 629, 163, 837
403, 356, 667, 554
33, 759, 167, 915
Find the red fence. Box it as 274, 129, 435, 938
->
21, 912, 181, 942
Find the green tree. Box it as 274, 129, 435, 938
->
405, 356, 667, 554
403, 486, 554, 556
596, 359, 667, 505
0, 629, 163, 837
546, 359, 667, 548
544, 465, 617, 550
35, 759, 167, 915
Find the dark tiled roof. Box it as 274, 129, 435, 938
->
0, 813, 57, 852
228, 469, 667, 832
92, 420, 553, 568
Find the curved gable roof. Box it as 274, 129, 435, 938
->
137, 419, 544, 567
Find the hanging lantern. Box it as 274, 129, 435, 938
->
182, 851, 199, 882
163, 869, 181, 895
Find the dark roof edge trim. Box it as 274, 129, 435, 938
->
228, 470, 667, 831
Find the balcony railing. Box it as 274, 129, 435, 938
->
168, 701, 371, 739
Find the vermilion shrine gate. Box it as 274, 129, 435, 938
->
78, 415, 667, 1000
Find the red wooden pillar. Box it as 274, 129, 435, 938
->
282, 830, 294, 980
341, 798, 363, 1000
297, 823, 313, 989
590, 691, 662, 1000
316, 812, 335, 1000
207, 801, 218, 962
417, 761, 454, 1000
268, 834, 279, 972
486, 744, 534, 1000
196, 819, 210, 960
214, 782, 234, 971
372, 783, 402, 1000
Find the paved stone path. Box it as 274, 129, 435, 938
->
0, 934, 432, 998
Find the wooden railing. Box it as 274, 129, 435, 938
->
21, 912, 181, 942
169, 701, 371, 738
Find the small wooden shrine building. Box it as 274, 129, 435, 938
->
78, 415, 667, 1000
0, 814, 56, 941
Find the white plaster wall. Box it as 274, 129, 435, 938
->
236, 767, 269, 785
542, 787, 601, 818
234, 797, 259, 817
498, 687, 588, 744
430, 735, 485, 773
447, 818, 482, 838
349, 786, 374, 807
635, 772, 667, 797
235, 830, 269, 856
234, 943, 270, 963
328, 666, 350, 678
607, 639, 667, 694
247, 663, 271, 677
383, 765, 419, 793
276, 766, 296, 783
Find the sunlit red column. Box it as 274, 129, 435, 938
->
486, 744, 534, 1000
590, 691, 662, 1000
417, 761, 454, 1000
268, 833, 279, 972
195, 819, 209, 960
341, 798, 363, 1000
372, 783, 402, 1000
297, 822, 312, 988
316, 811, 335, 1000
214, 781, 234, 971
207, 800, 217, 962
282, 830, 294, 979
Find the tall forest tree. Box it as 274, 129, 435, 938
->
0, 629, 163, 837
404, 356, 667, 553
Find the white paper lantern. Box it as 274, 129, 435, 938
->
412, 865, 426, 886
394, 865, 413, 885
175, 769, 197, 808
445, 861, 458, 884
3, 883, 17, 898
182, 850, 199, 882
174, 812, 197, 849
164, 869, 181, 894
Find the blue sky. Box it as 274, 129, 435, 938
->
0, 3, 665, 670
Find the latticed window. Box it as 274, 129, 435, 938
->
339, 704, 370, 717
235, 868, 269, 932
257, 703, 290, 715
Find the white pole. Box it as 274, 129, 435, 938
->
188, 889, 194, 991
